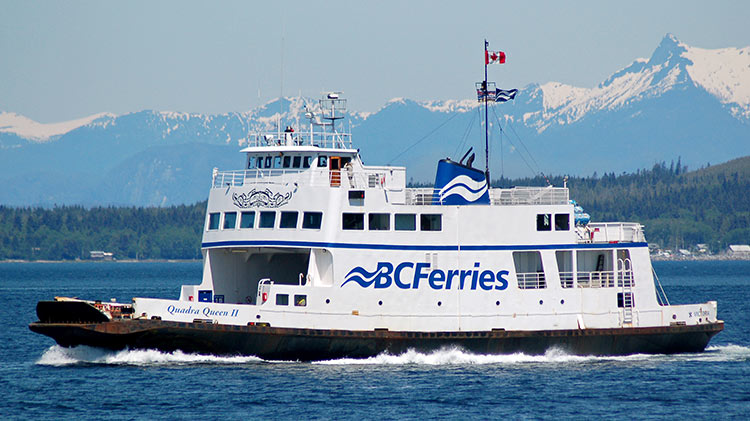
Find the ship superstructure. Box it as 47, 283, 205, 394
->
30, 93, 722, 360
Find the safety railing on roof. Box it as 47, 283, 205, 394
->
212, 168, 398, 189
247, 129, 352, 149
577, 222, 646, 243
403, 186, 569, 206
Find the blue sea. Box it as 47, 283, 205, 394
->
1, 260, 749, 419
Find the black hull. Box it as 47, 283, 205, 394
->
29, 319, 724, 361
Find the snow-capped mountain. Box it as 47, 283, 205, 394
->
1, 34, 748, 206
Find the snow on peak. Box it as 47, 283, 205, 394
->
0, 112, 116, 141
683, 44, 750, 114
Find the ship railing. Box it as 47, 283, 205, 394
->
212, 168, 398, 189
516, 272, 547, 289
247, 130, 352, 150
403, 186, 569, 206
576, 271, 616, 288
490, 186, 569, 205
578, 222, 646, 243
560, 271, 575, 288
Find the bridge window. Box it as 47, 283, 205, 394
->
395, 214, 416, 231
303, 156, 312, 168
318, 156, 327, 168
276, 294, 289, 306
259, 211, 276, 228
223, 212, 237, 229
208, 213, 220, 230
302, 212, 322, 229
537, 214, 551, 231
513, 251, 546, 289
280, 211, 298, 229
342, 213, 364, 230
283, 156, 291, 168
264, 156, 272, 168
240, 211, 255, 228
555, 214, 570, 231
274, 156, 281, 168
369, 213, 390, 230
420, 214, 442, 231
292, 156, 301, 168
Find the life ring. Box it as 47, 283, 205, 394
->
262, 292, 268, 303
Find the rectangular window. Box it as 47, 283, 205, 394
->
280, 211, 298, 229
274, 156, 281, 168
537, 214, 552, 231
223, 212, 237, 229
303, 156, 312, 168
256, 157, 263, 168
395, 214, 416, 231
240, 211, 255, 229
513, 251, 546, 289
292, 156, 301, 168
302, 212, 323, 229
318, 156, 327, 168
420, 214, 442, 231
283, 156, 291, 168
276, 294, 289, 306
342, 213, 364, 230
259, 211, 276, 228
369, 213, 390, 230
555, 214, 570, 231
264, 156, 272, 168
294, 294, 307, 307
556, 250, 574, 288
208, 213, 220, 230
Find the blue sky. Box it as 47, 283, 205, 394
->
2, 0, 749, 123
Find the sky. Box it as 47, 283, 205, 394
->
2, 0, 749, 123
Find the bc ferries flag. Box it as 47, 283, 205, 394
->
432, 159, 490, 205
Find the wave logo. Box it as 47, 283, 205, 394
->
439, 175, 488, 203
341, 262, 509, 291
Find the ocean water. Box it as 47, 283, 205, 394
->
1, 260, 749, 419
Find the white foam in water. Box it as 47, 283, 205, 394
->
37, 344, 750, 367
37, 345, 262, 367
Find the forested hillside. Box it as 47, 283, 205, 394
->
1, 157, 748, 261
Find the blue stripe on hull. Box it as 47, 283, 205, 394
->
201, 240, 648, 251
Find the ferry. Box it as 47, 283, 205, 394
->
30, 91, 723, 360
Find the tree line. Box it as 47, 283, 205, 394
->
1, 157, 747, 260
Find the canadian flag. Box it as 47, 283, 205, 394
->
485, 50, 506, 65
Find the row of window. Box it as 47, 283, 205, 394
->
536, 213, 570, 231
207, 211, 443, 232
208, 211, 323, 230
249, 155, 316, 170
342, 213, 442, 232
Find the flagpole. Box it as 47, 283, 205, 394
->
484, 39, 490, 184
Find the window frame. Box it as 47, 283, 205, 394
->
420, 214, 442, 231
259, 211, 276, 229
279, 211, 299, 229
223, 212, 237, 230
302, 211, 323, 229
342, 212, 365, 230
208, 213, 221, 230
395, 213, 417, 231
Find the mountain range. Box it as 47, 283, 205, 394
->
1, 34, 748, 207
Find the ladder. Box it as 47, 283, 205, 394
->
618, 258, 634, 325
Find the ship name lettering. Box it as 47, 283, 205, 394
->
342, 262, 509, 291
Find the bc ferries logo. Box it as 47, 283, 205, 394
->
439, 175, 488, 203
232, 189, 293, 208
341, 262, 509, 291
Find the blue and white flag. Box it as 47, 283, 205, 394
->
494, 88, 518, 102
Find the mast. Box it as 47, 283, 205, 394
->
484, 39, 490, 183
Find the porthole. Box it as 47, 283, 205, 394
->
437, 301, 442, 307
256, 314, 261, 319
495, 300, 500, 306
325, 298, 330, 304
672, 314, 677, 320
539, 300, 544, 305
378, 300, 383, 306
560, 299, 565, 305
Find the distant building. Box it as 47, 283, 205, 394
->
90, 250, 114, 260
728, 245, 750, 258
695, 244, 709, 254
678, 249, 691, 256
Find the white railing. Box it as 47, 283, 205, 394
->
247, 129, 352, 150
404, 186, 569, 206
578, 222, 646, 243
212, 168, 400, 190
560, 271, 575, 288
517, 272, 546, 289
491, 186, 569, 205
576, 270, 616, 288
